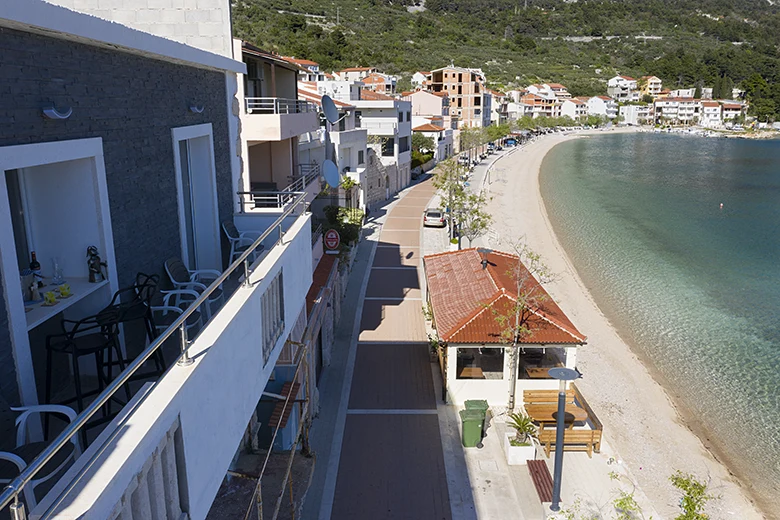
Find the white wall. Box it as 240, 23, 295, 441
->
45, 0, 234, 57
35, 214, 314, 519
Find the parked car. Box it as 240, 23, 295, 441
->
423, 208, 446, 228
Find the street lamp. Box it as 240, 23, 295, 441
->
547, 367, 581, 512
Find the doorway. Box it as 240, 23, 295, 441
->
172, 125, 221, 271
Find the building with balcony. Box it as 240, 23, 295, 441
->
487, 89, 509, 126
352, 90, 413, 198
639, 76, 663, 98
653, 97, 702, 125
561, 98, 588, 121
427, 66, 488, 128
0, 4, 331, 519
587, 96, 619, 119
412, 123, 453, 163
235, 40, 322, 214
520, 93, 559, 119
619, 104, 652, 126
361, 72, 397, 95
700, 101, 723, 128
336, 67, 378, 82
282, 56, 327, 82
607, 75, 640, 102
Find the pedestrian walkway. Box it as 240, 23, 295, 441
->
314, 178, 453, 520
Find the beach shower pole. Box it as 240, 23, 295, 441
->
548, 367, 580, 512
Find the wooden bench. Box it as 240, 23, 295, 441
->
523, 389, 575, 406
537, 428, 602, 458
527, 460, 553, 502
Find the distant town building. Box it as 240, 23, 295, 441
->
639, 76, 662, 98
607, 75, 640, 102
411, 71, 431, 88
586, 96, 618, 119
561, 98, 588, 121
427, 66, 491, 127
619, 104, 652, 126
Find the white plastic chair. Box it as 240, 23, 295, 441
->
0, 405, 81, 511
151, 289, 204, 338
222, 220, 264, 264
164, 258, 224, 319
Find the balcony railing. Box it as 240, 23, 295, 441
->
245, 97, 317, 115
361, 120, 398, 133
237, 164, 320, 212
0, 193, 309, 519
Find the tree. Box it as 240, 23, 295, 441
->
721, 76, 734, 100
641, 94, 655, 104
694, 82, 703, 99
456, 191, 492, 248
412, 132, 435, 153
432, 159, 466, 241
491, 242, 555, 409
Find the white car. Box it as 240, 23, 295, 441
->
423, 208, 446, 228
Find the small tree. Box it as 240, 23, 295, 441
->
506, 412, 536, 445
670, 471, 717, 520
432, 159, 466, 241
492, 241, 556, 409
456, 191, 493, 248
412, 132, 435, 153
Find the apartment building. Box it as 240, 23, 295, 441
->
619, 104, 652, 126
527, 83, 571, 101
283, 56, 328, 82
700, 101, 723, 128
639, 76, 663, 98
520, 93, 559, 119
352, 90, 413, 198
488, 89, 509, 125
722, 102, 746, 122
561, 98, 588, 121
587, 96, 619, 119
411, 70, 431, 88
428, 66, 490, 127
336, 66, 377, 82
361, 72, 397, 95
654, 97, 702, 125
0, 3, 328, 519
409, 90, 455, 129
607, 75, 640, 102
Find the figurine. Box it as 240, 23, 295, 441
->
29, 282, 40, 302
87, 246, 107, 283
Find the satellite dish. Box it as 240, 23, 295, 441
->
321, 95, 340, 125
323, 159, 340, 188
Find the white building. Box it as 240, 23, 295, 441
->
699, 101, 723, 128
607, 75, 640, 102
336, 66, 378, 82
561, 98, 588, 121
654, 97, 702, 125
411, 71, 431, 88
352, 90, 413, 198
668, 88, 696, 98
310, 79, 364, 103
412, 121, 453, 163
587, 96, 619, 119
283, 56, 327, 82
722, 102, 746, 122
619, 104, 652, 126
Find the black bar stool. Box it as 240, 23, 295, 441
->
44, 312, 129, 446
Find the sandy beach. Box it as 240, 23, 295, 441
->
486, 129, 767, 519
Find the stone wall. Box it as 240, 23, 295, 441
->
0, 26, 232, 408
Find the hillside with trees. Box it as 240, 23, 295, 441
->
232, 0, 780, 119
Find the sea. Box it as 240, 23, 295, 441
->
539, 132, 780, 508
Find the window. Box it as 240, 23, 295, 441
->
406, 111, 411, 122
358, 150, 365, 165
261, 270, 285, 364
338, 114, 346, 132
355, 110, 362, 128
399, 136, 410, 154
456, 348, 504, 379
458, 73, 462, 83
382, 138, 395, 157
398, 112, 403, 123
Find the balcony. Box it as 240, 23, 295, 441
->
0, 196, 314, 520
331, 127, 368, 146
236, 163, 321, 222
241, 97, 319, 141
361, 120, 398, 135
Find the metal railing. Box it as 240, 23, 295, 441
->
237, 165, 320, 212
245, 97, 317, 115
0, 193, 309, 519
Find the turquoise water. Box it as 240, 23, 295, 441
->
540, 133, 780, 505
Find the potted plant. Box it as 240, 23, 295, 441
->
449, 237, 459, 251
504, 412, 537, 465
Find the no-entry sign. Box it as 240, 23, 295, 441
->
324, 229, 340, 252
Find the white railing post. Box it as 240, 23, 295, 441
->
10, 499, 26, 520
177, 324, 193, 367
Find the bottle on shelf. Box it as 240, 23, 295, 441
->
30, 251, 43, 288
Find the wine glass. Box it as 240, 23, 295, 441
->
51, 257, 64, 285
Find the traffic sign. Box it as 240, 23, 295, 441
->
324, 229, 340, 253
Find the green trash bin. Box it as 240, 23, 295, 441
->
464, 399, 489, 436
460, 409, 484, 448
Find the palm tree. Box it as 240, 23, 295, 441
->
507, 412, 537, 445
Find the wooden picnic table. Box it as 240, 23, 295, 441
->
525, 404, 588, 430
458, 367, 485, 379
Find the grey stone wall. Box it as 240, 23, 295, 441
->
0, 26, 234, 407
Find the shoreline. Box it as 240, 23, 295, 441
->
486, 129, 768, 519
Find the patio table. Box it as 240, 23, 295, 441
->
458, 367, 485, 379
524, 404, 588, 430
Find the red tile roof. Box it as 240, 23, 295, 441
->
424, 249, 586, 345
547, 83, 567, 89
360, 89, 394, 101
701, 101, 720, 107
282, 56, 319, 67
595, 96, 613, 101
413, 123, 445, 132
432, 91, 449, 98
340, 66, 373, 72
722, 103, 743, 110
619, 75, 635, 81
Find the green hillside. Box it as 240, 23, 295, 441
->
231, 0, 780, 119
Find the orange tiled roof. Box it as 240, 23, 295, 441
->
701, 101, 720, 107
362, 74, 387, 84
424, 249, 586, 345
306, 254, 337, 315
595, 96, 612, 101
722, 103, 743, 109
547, 83, 567, 89
619, 75, 635, 81
360, 89, 394, 101
413, 123, 445, 132
282, 56, 319, 67
432, 91, 449, 98
340, 66, 372, 72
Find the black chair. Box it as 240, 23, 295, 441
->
99, 273, 166, 377
44, 313, 129, 446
